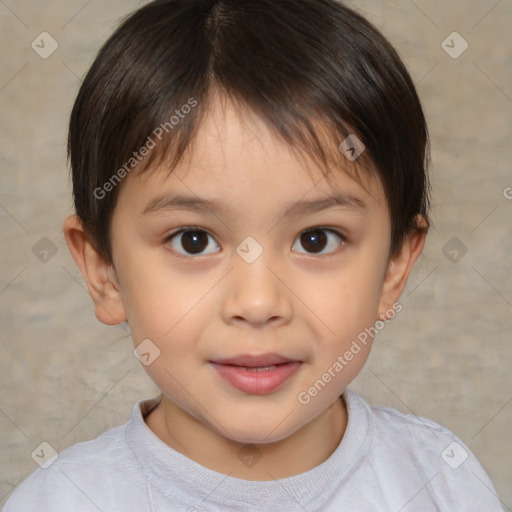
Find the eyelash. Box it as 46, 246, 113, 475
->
164, 226, 347, 259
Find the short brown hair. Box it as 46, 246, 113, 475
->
68, 0, 430, 263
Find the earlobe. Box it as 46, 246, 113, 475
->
378, 216, 428, 319
63, 215, 127, 325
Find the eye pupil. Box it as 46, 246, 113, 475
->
182, 231, 208, 254
301, 230, 327, 253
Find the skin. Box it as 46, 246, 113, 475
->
64, 96, 426, 481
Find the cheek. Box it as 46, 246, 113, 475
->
294, 255, 385, 395
115, 256, 182, 341
303, 257, 385, 339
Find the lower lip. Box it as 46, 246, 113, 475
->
211, 362, 302, 394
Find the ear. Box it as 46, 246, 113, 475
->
377, 216, 428, 319
63, 215, 126, 325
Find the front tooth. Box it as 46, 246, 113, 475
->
243, 365, 277, 371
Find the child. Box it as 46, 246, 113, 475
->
4, 0, 503, 510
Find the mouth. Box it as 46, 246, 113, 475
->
209, 354, 303, 394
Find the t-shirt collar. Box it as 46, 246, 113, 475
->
126, 389, 372, 509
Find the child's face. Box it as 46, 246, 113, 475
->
104, 98, 406, 444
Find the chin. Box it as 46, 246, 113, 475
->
218, 414, 305, 446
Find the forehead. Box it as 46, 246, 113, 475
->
122, 96, 387, 220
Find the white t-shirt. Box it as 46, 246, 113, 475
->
3, 389, 504, 511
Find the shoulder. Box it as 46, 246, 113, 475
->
370, 399, 459, 444
3, 423, 144, 512
343, 390, 504, 510
345, 390, 463, 470
344, 388, 460, 453
368, 399, 478, 473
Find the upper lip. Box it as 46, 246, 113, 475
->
210, 353, 301, 367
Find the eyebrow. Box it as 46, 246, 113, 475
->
142, 192, 366, 219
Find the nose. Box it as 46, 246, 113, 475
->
220, 256, 293, 328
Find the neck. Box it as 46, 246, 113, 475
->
145, 395, 347, 481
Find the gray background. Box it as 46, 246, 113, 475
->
1, 0, 511, 508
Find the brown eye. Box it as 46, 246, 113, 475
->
292, 228, 344, 255
167, 229, 220, 256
